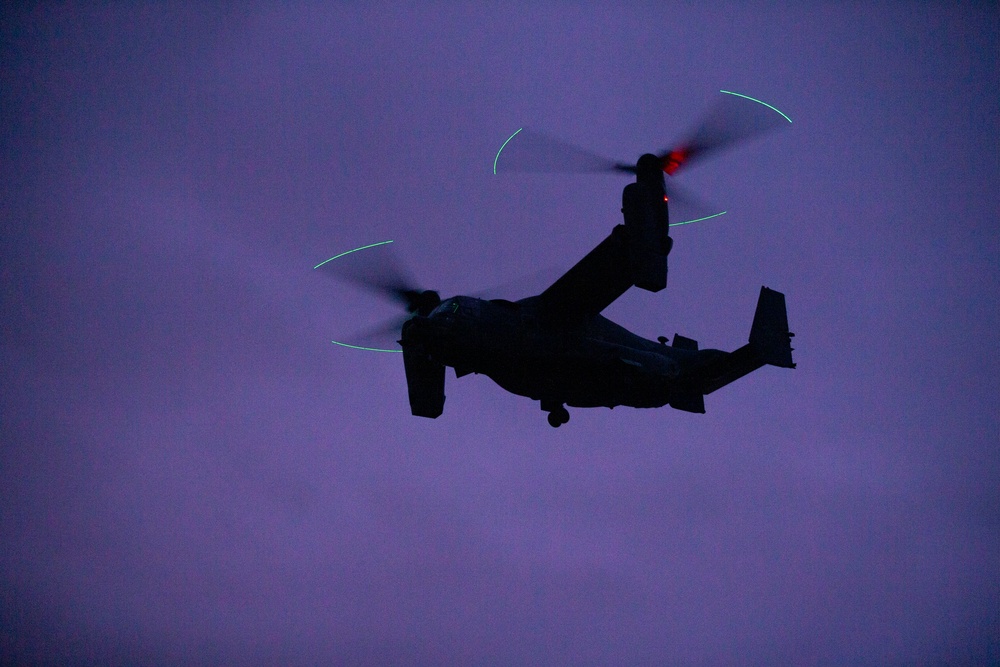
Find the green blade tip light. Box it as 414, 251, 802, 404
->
317, 240, 402, 352
719, 90, 792, 123
330, 340, 402, 353
670, 211, 728, 227
314, 240, 395, 270
494, 128, 523, 175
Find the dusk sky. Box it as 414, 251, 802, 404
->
2, 3, 998, 664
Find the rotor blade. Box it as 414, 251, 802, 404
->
493, 128, 630, 174
660, 90, 792, 174
331, 314, 409, 352
314, 240, 421, 309
664, 183, 724, 226
331, 266, 561, 354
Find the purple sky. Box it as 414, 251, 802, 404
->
2, 3, 998, 664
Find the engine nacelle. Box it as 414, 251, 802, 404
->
401, 339, 445, 418
622, 180, 671, 292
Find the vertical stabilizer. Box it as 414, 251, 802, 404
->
749, 287, 795, 369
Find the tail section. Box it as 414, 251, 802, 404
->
748, 287, 796, 369
693, 286, 795, 397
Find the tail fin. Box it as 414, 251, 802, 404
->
749, 286, 796, 369
696, 286, 795, 396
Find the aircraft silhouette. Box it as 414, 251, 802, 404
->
323, 91, 795, 427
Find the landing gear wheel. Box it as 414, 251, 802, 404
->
547, 406, 570, 428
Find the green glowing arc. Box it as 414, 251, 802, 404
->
316, 240, 403, 353
669, 210, 727, 227
313, 240, 394, 270
493, 128, 523, 175
719, 90, 792, 123
331, 340, 402, 353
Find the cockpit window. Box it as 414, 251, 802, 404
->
430, 299, 460, 316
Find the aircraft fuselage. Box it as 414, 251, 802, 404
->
402, 295, 709, 411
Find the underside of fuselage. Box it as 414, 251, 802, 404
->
424, 298, 683, 410
480, 359, 673, 410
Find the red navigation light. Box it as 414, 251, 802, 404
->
663, 148, 688, 175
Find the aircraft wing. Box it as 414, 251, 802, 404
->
533, 225, 634, 324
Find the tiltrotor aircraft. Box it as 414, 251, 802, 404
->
322, 91, 795, 427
